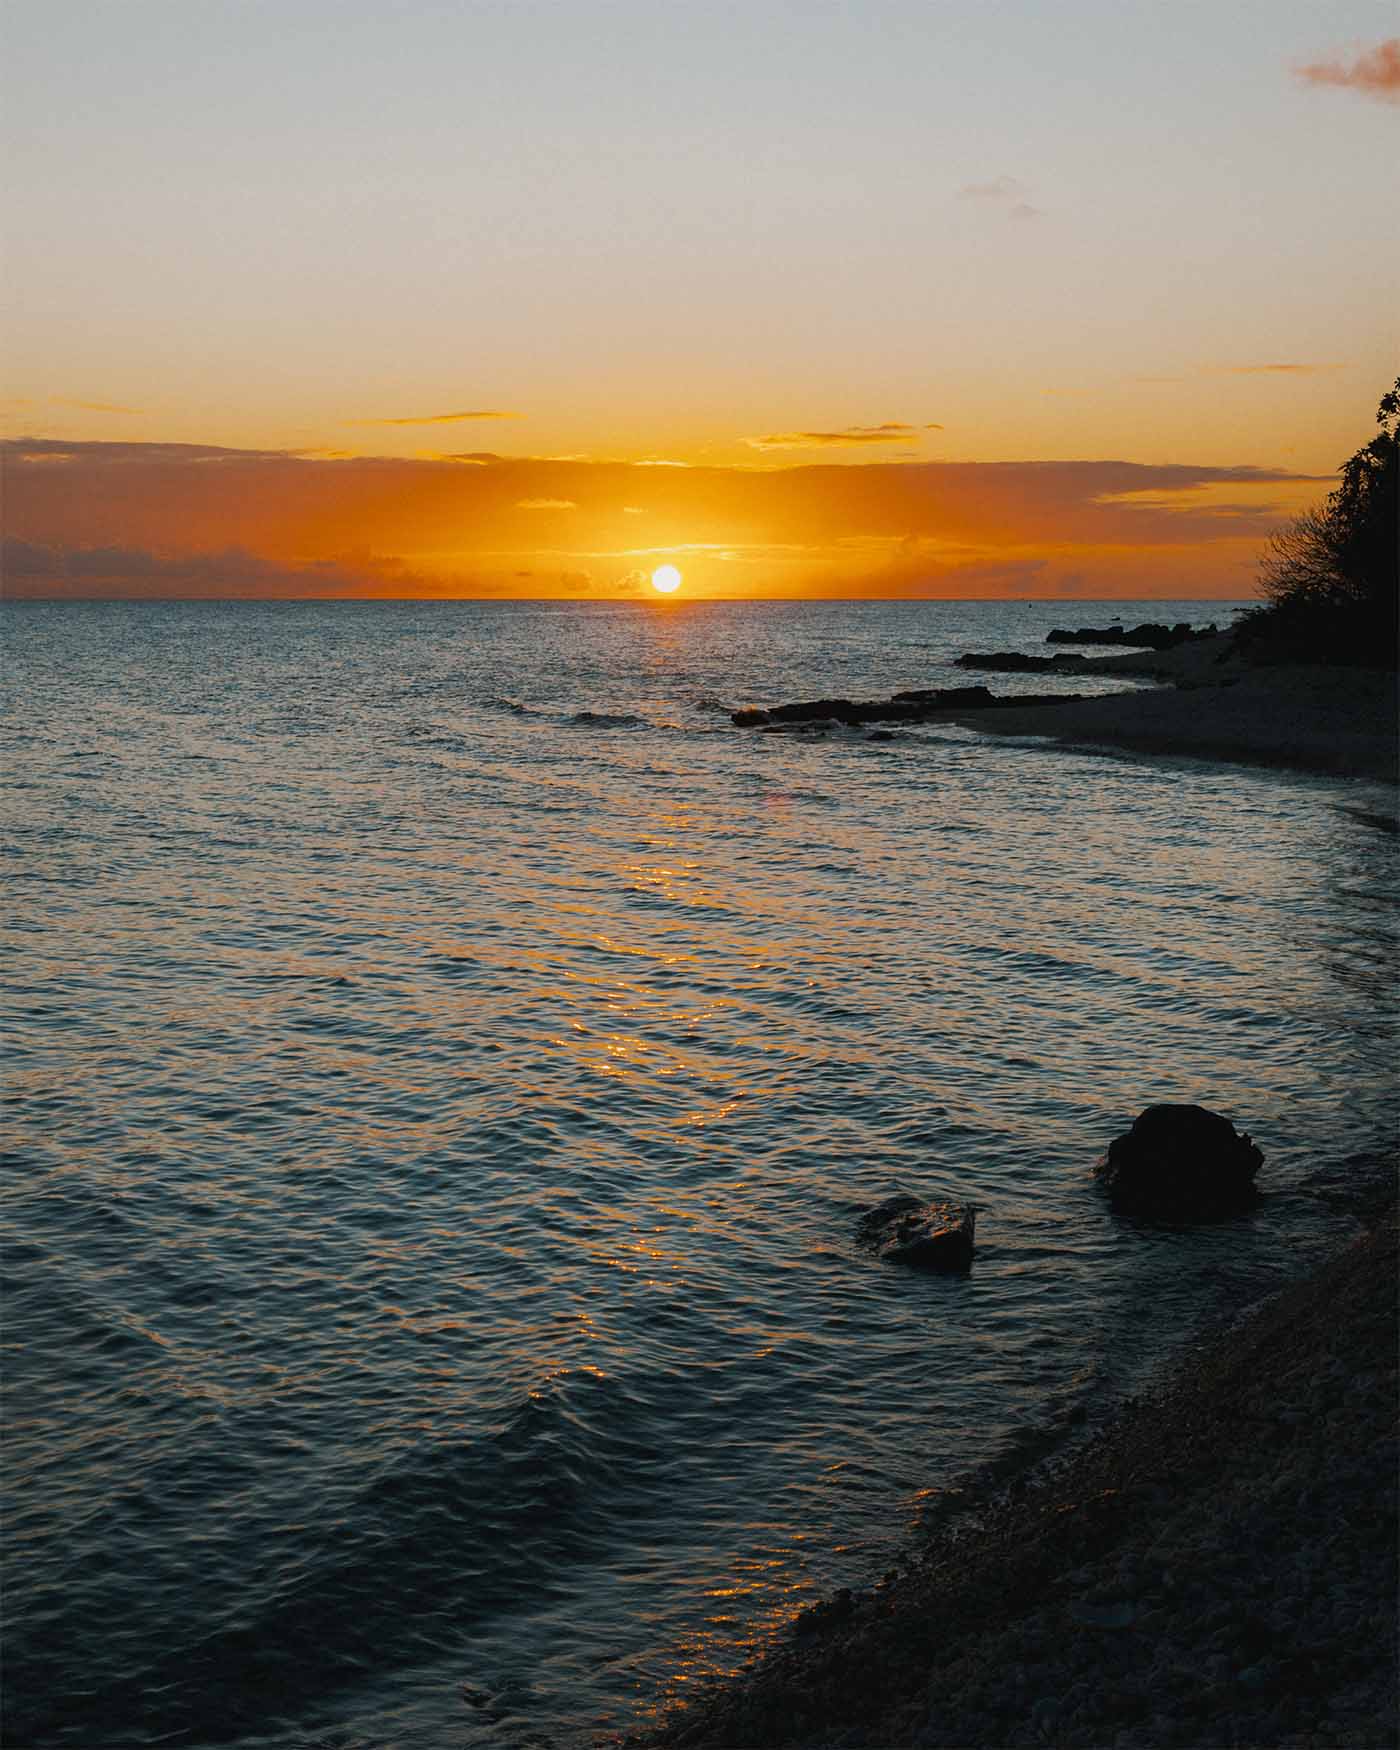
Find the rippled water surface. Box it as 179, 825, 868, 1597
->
3, 600, 1396, 1749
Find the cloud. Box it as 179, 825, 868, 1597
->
622, 506, 647, 514
515, 498, 576, 510
1212, 362, 1344, 376
3, 437, 299, 464
961, 176, 1027, 200
57, 398, 144, 415
959, 176, 1043, 218
746, 423, 930, 451
1296, 37, 1400, 103
0, 536, 405, 599
358, 409, 524, 426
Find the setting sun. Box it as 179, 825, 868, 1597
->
651, 565, 682, 594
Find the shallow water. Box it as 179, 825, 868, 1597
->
3, 599, 1395, 1749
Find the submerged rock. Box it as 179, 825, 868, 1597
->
857, 1195, 976, 1271
1094, 1104, 1262, 1220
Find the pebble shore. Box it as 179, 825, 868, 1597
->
629, 1202, 1397, 1749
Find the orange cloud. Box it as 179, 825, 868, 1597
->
1214, 363, 1344, 376
57, 398, 144, 414
1296, 37, 1400, 102
515, 498, 576, 510
746, 423, 929, 451
358, 409, 523, 426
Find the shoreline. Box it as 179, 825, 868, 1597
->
933, 652, 1398, 787
628, 1199, 1398, 1749
631, 652, 1397, 1748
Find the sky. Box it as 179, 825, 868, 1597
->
2, 0, 1396, 601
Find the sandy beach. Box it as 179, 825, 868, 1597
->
939, 642, 1398, 786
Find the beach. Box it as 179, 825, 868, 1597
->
631, 1196, 1398, 1750
939, 641, 1398, 786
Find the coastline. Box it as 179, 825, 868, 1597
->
934, 651, 1398, 787
629, 657, 1398, 1749
628, 1200, 1398, 1750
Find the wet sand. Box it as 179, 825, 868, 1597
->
629, 1202, 1398, 1749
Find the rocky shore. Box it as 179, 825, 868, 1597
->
731, 634, 1397, 786
937, 659, 1398, 786
628, 1201, 1398, 1750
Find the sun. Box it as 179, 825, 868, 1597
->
650, 564, 682, 594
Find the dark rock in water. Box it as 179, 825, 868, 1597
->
1094, 1104, 1262, 1220
767, 698, 867, 723
857, 1194, 976, 1271
729, 684, 1084, 728
1046, 621, 1216, 650
571, 710, 645, 727
888, 685, 996, 709
954, 651, 1086, 673
731, 688, 996, 727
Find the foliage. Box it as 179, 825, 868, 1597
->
1236, 377, 1399, 667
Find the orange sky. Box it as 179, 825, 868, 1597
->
1, 439, 1331, 601
2, 3, 1395, 601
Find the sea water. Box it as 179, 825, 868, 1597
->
3, 599, 1395, 1749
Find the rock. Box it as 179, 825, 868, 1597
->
1094, 1104, 1263, 1220
728, 685, 1087, 728
954, 651, 1086, 673
857, 1194, 976, 1271
888, 685, 997, 709
1045, 621, 1216, 650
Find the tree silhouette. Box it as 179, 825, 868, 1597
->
1240, 377, 1398, 666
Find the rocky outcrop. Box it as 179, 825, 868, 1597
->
954, 651, 1088, 673
856, 1195, 976, 1271
1046, 622, 1217, 649
730, 688, 1080, 728
1094, 1104, 1262, 1220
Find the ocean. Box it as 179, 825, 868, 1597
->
3, 598, 1396, 1750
